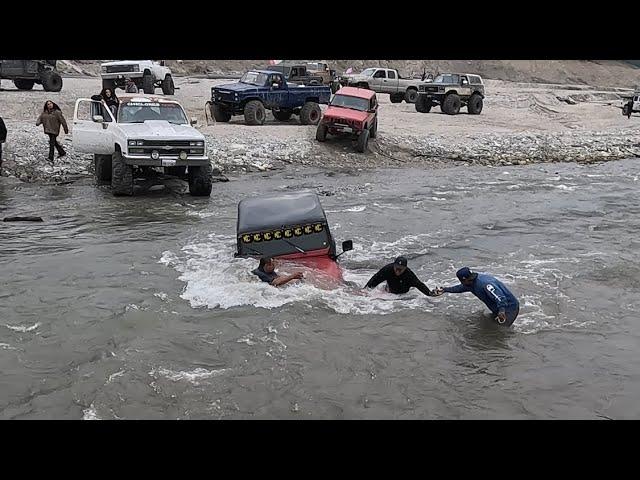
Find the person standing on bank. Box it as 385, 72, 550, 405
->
0, 115, 7, 173
36, 100, 68, 163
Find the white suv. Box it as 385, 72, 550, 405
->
73, 95, 212, 196
100, 60, 174, 95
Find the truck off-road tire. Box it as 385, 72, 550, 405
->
94, 154, 112, 183
102, 79, 116, 91
13, 79, 35, 90
188, 163, 213, 197
272, 109, 293, 121
161, 75, 175, 95
41, 71, 63, 92
316, 123, 328, 142
211, 103, 231, 122
166, 166, 186, 177
244, 100, 266, 125
389, 93, 404, 104
415, 95, 432, 113
467, 93, 483, 115
442, 93, 461, 115
370, 118, 378, 139
143, 73, 155, 94
300, 101, 321, 125
356, 128, 370, 153
405, 88, 418, 103
111, 150, 134, 196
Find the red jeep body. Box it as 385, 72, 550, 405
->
316, 87, 378, 152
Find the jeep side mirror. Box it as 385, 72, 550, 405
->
92, 115, 104, 123
342, 240, 353, 252
190, 117, 198, 126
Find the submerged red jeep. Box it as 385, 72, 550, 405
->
315, 86, 378, 153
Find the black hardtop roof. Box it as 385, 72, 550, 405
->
237, 191, 328, 233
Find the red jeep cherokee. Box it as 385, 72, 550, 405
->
315, 87, 378, 152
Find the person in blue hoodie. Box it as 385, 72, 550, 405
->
434, 267, 520, 326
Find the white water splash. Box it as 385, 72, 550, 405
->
82, 404, 101, 420
5, 322, 40, 333
150, 367, 231, 385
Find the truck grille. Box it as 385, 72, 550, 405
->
106, 65, 135, 73
129, 140, 204, 156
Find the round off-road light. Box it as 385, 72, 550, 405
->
179, 151, 188, 160
151, 150, 160, 160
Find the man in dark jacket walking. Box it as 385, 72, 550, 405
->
434, 267, 520, 326
0, 115, 6, 173
365, 256, 434, 296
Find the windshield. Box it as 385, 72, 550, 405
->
330, 94, 369, 111
360, 68, 376, 77
240, 71, 269, 86
119, 102, 188, 124
433, 74, 460, 84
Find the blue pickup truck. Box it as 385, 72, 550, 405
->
209, 70, 332, 126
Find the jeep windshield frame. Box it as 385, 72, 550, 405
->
240, 71, 269, 86
330, 94, 370, 112
118, 102, 188, 124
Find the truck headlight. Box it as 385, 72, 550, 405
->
189, 141, 204, 146
128, 140, 144, 146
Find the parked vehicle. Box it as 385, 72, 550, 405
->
305, 61, 341, 93
415, 73, 485, 115
100, 60, 175, 95
339, 67, 428, 103
315, 87, 378, 153
0, 60, 63, 92
72, 94, 211, 196
209, 70, 331, 125
261, 63, 324, 86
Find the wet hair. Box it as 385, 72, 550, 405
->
258, 257, 273, 271
43, 101, 61, 112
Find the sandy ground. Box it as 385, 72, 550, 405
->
1, 76, 639, 183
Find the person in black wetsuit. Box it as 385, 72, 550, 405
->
252, 257, 303, 287
364, 256, 434, 296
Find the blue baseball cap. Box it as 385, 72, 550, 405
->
456, 267, 477, 282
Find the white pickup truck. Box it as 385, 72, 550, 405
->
72, 95, 212, 196
338, 67, 430, 103
100, 60, 174, 95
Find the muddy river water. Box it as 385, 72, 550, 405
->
1, 159, 639, 419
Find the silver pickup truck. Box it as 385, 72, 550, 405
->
339, 67, 429, 103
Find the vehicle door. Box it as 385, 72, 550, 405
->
265, 73, 288, 109
370, 69, 386, 90
72, 98, 116, 154
385, 69, 400, 93
459, 75, 473, 96
634, 95, 640, 111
